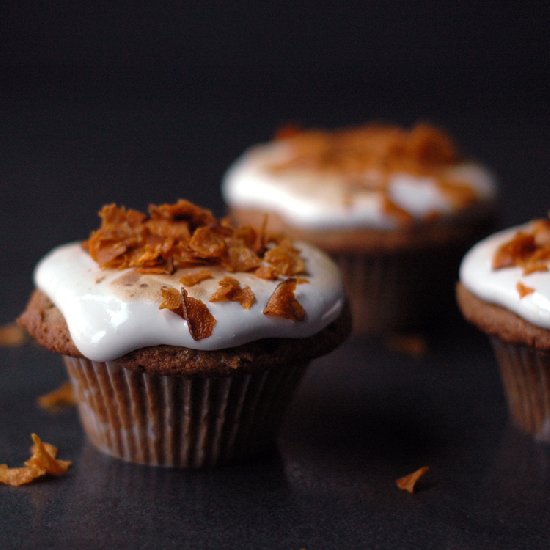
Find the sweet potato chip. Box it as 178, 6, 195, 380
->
159, 286, 182, 311
385, 333, 428, 358
0, 434, 71, 487
189, 227, 227, 258
179, 269, 213, 287
225, 246, 261, 272
209, 277, 255, 309
84, 200, 302, 277
493, 218, 550, 278
493, 232, 537, 270
25, 434, 71, 476
517, 281, 535, 298
263, 278, 306, 321
180, 288, 216, 340
264, 241, 306, 277
265, 123, 489, 224
0, 322, 27, 347
37, 382, 76, 411
395, 466, 429, 494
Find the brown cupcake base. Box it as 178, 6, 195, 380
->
490, 338, 550, 443
333, 247, 463, 334
64, 356, 307, 468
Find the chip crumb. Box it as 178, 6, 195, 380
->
37, 381, 76, 412
180, 288, 217, 341
0, 434, 71, 487
179, 269, 213, 287
263, 278, 306, 321
0, 322, 28, 347
395, 466, 429, 494
209, 277, 255, 309
83, 199, 305, 280
493, 218, 550, 274
385, 333, 428, 358
516, 281, 535, 298
268, 123, 474, 225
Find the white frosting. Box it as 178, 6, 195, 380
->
222, 143, 496, 229
34, 242, 345, 361
460, 223, 550, 329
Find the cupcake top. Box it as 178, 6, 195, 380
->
33, 200, 345, 362
222, 123, 496, 230
460, 216, 550, 329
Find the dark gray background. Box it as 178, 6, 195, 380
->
1, 3, 550, 548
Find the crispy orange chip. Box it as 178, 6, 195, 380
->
0, 434, 71, 487
267, 123, 474, 225
84, 200, 304, 278
263, 278, 306, 321
385, 333, 428, 358
37, 381, 76, 411
179, 269, 213, 287
493, 218, 550, 275
517, 281, 535, 298
160, 286, 182, 311
25, 434, 71, 476
209, 277, 255, 309
381, 195, 414, 226
254, 264, 279, 280
225, 246, 261, 272
395, 466, 429, 494
180, 288, 216, 341
0, 322, 27, 347
264, 240, 306, 276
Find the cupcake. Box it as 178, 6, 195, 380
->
223, 123, 497, 333
19, 199, 350, 467
457, 215, 550, 442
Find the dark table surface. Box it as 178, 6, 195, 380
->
1, 63, 549, 549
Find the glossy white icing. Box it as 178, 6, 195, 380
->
35, 242, 345, 361
460, 223, 550, 328
222, 143, 496, 229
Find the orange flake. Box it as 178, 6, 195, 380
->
37, 382, 76, 411
0, 434, 71, 487
224, 246, 261, 272
25, 434, 71, 476
209, 277, 255, 309
189, 227, 227, 258
159, 287, 182, 311
264, 241, 306, 276
263, 278, 306, 321
395, 466, 429, 494
381, 195, 414, 226
83, 199, 308, 318
0, 322, 27, 347
180, 288, 216, 341
179, 269, 213, 287
254, 264, 279, 280
385, 333, 428, 358
493, 232, 537, 270
517, 281, 535, 298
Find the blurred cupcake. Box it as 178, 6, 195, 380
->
223, 123, 497, 333
458, 215, 550, 442
19, 199, 350, 467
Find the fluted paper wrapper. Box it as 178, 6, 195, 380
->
63, 356, 307, 468
490, 337, 550, 442
333, 247, 461, 334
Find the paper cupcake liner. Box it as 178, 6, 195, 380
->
63, 356, 308, 468
332, 247, 461, 334
490, 337, 550, 442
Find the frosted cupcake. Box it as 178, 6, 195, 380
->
458, 216, 550, 442
223, 123, 497, 333
19, 199, 350, 467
